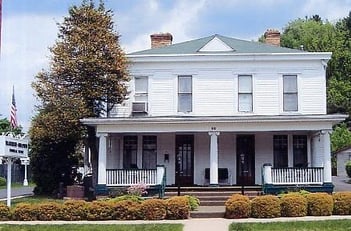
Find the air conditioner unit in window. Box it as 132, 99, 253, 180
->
132, 102, 148, 113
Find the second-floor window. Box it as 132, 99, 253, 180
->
283, 75, 298, 111
135, 76, 148, 102
178, 75, 192, 112
238, 75, 253, 112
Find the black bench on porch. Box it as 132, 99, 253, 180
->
204, 168, 231, 185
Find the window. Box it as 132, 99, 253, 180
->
293, 135, 307, 167
142, 136, 157, 169
178, 75, 192, 112
123, 136, 138, 169
283, 75, 298, 111
273, 135, 288, 168
238, 75, 253, 112
135, 76, 148, 102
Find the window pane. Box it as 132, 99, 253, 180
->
283, 75, 297, 93
293, 135, 307, 167
273, 135, 288, 168
123, 136, 138, 169
238, 93, 252, 112
238, 75, 252, 93
284, 93, 298, 111
135, 77, 148, 93
135, 94, 148, 102
179, 76, 192, 93
178, 94, 192, 112
142, 136, 157, 169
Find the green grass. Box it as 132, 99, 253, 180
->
230, 220, 351, 231
0, 195, 62, 207
0, 224, 183, 231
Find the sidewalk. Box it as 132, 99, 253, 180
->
1, 216, 351, 231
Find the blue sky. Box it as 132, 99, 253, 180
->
0, 0, 350, 131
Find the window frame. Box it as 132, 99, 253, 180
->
283, 75, 298, 112
238, 75, 253, 112
273, 135, 288, 168
142, 136, 157, 169
123, 136, 138, 169
134, 76, 148, 102
178, 75, 193, 113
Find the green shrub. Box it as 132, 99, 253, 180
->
306, 193, 333, 216
112, 200, 142, 220
185, 195, 200, 211
140, 199, 167, 220
346, 161, 351, 178
108, 194, 144, 203
61, 200, 88, 221
333, 192, 351, 215
251, 195, 281, 218
280, 193, 307, 217
0, 177, 6, 187
166, 196, 190, 219
12, 203, 39, 221
0, 203, 10, 221
225, 194, 251, 219
37, 202, 63, 221
86, 201, 114, 220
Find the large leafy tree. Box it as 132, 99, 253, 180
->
0, 118, 23, 135
30, 0, 129, 194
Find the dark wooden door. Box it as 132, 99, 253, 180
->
236, 135, 255, 185
175, 135, 194, 186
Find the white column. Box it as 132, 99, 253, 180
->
97, 133, 108, 185
262, 164, 272, 184
6, 158, 12, 207
322, 130, 332, 183
208, 130, 220, 185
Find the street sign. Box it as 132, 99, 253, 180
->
0, 135, 28, 158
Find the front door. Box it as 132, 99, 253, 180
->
175, 135, 194, 186
236, 135, 255, 185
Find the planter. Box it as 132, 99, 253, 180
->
66, 185, 85, 199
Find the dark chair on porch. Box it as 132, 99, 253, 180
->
204, 168, 231, 185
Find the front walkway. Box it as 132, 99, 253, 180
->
0, 186, 34, 200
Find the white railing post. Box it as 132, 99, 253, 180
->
262, 163, 272, 184
157, 165, 165, 185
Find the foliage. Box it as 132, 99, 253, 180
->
127, 183, 149, 196
306, 193, 333, 216
346, 161, 351, 177
224, 194, 251, 219
108, 194, 144, 203
30, 0, 129, 191
61, 200, 88, 221
36, 202, 63, 221
140, 199, 167, 220
251, 195, 281, 218
0, 177, 6, 187
11, 203, 39, 221
86, 201, 114, 220
0, 204, 10, 221
333, 192, 351, 215
165, 196, 190, 219
112, 200, 142, 220
280, 193, 307, 217
331, 123, 351, 152
0, 118, 23, 135
184, 195, 200, 211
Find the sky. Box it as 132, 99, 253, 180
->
0, 0, 350, 132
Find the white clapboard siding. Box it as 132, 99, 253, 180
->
149, 74, 176, 116
300, 71, 326, 114
254, 74, 280, 115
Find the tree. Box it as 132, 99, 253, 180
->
330, 123, 351, 152
30, 0, 129, 194
0, 118, 23, 135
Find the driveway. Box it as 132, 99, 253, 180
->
0, 186, 34, 200
333, 176, 351, 192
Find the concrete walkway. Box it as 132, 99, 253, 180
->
0, 186, 34, 200
1, 216, 351, 231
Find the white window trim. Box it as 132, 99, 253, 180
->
280, 74, 300, 114
177, 75, 193, 114
237, 74, 254, 113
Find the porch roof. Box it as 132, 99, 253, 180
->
81, 114, 346, 133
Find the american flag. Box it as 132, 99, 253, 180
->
10, 86, 17, 129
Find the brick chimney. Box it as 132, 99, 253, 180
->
264, 29, 281, 46
150, 33, 173, 49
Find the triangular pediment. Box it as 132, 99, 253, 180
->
198, 36, 234, 52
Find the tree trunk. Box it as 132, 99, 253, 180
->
86, 126, 98, 187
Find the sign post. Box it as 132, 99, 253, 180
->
0, 134, 29, 207
20, 157, 30, 186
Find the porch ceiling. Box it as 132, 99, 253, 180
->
81, 114, 346, 134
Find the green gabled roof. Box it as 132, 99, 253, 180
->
129, 34, 302, 55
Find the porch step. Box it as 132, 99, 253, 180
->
190, 206, 225, 218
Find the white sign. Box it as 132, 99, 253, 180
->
0, 135, 29, 158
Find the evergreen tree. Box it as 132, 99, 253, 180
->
30, 0, 129, 194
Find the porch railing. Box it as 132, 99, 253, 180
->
262, 165, 324, 185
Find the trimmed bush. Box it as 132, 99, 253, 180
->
108, 194, 144, 203
280, 193, 307, 217
112, 200, 142, 220
185, 195, 200, 211
166, 196, 190, 219
87, 201, 114, 220
140, 199, 167, 220
346, 161, 351, 178
333, 192, 351, 215
225, 194, 251, 219
251, 195, 281, 218
0, 177, 6, 187
37, 202, 63, 221
12, 203, 39, 221
61, 200, 88, 221
0, 203, 10, 221
306, 193, 333, 216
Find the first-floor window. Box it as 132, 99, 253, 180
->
142, 136, 157, 169
273, 135, 288, 168
293, 135, 307, 167
123, 136, 138, 169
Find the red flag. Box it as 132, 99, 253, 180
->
10, 86, 17, 129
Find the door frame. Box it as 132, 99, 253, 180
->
175, 134, 194, 186
236, 134, 255, 185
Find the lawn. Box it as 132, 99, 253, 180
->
0, 224, 183, 231
0, 196, 62, 207
230, 220, 351, 231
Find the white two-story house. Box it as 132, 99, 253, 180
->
82, 30, 346, 195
